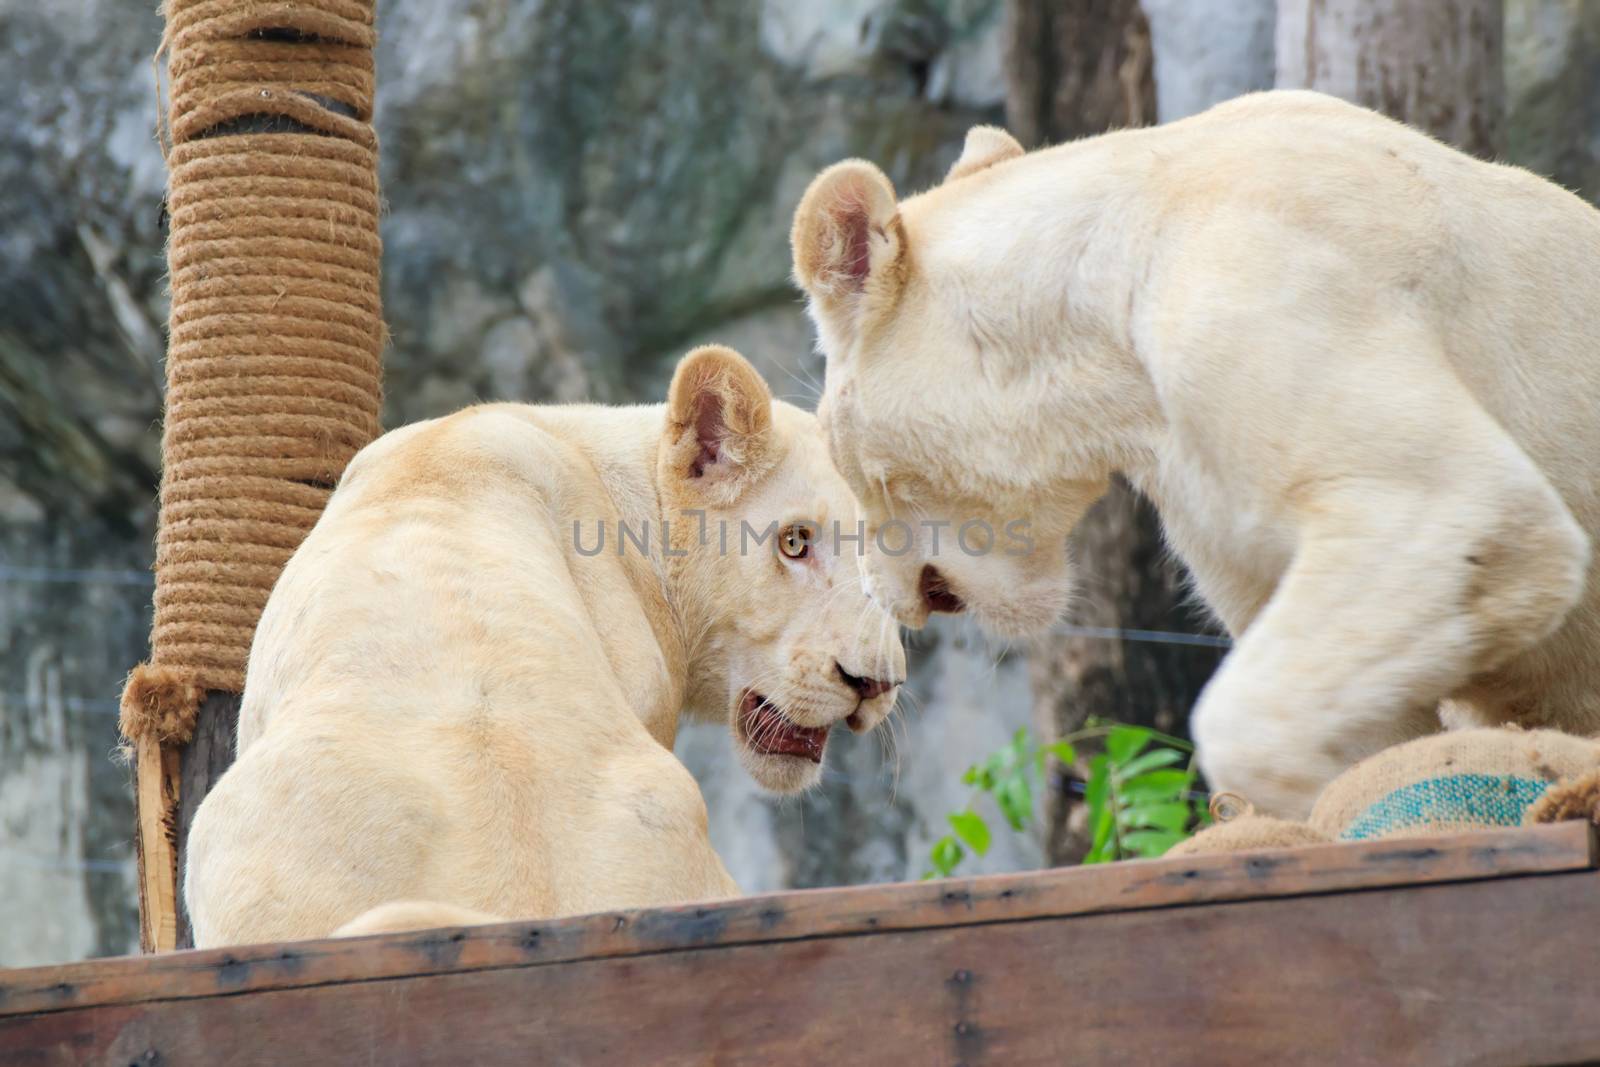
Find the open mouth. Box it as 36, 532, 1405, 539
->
738, 690, 828, 763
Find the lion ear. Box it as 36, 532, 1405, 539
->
790, 160, 903, 325
945, 125, 1024, 182
663, 345, 776, 497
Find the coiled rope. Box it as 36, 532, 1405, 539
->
122, 0, 383, 742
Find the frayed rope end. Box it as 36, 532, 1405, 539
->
120, 663, 205, 746
1527, 771, 1600, 827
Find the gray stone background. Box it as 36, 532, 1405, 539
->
1, 0, 1594, 965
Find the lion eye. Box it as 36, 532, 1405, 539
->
778, 525, 810, 560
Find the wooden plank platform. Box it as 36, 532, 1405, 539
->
3, 821, 1596, 1065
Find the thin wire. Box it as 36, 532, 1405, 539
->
0, 694, 122, 717
1052, 623, 1231, 649
1057, 778, 1210, 803
1, 850, 129, 874
0, 565, 153, 587
2, 569, 1231, 649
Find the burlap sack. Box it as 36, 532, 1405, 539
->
1165, 815, 1332, 857
1308, 727, 1600, 842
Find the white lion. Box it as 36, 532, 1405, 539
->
185, 346, 904, 945
790, 90, 1598, 818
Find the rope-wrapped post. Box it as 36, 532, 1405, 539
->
121, 0, 384, 953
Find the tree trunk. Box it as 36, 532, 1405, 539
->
1276, 0, 1505, 159
1027, 482, 1228, 862
1004, 1, 1227, 865
1003, 0, 1157, 145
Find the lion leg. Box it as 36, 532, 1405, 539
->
185, 730, 443, 947
1193, 460, 1587, 819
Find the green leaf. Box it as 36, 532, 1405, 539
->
930, 835, 965, 877
1085, 755, 1115, 862
1104, 724, 1154, 764
1083, 754, 1110, 819
1112, 746, 1185, 780
1036, 740, 1076, 778
1121, 829, 1187, 858
948, 811, 992, 855
1118, 801, 1193, 834
997, 773, 1033, 831
1044, 740, 1078, 765
1119, 769, 1192, 801
1086, 808, 1116, 863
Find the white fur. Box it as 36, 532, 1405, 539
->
185, 347, 905, 946
792, 90, 1599, 817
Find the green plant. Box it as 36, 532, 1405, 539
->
925, 720, 1209, 878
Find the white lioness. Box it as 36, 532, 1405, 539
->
185, 346, 905, 946
790, 89, 1598, 818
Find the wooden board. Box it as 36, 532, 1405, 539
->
2, 821, 1588, 1018
131, 737, 180, 955
2, 822, 1595, 1066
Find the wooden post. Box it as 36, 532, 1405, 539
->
173, 692, 241, 948
122, 0, 384, 952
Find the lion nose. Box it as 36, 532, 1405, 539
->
836, 663, 899, 700
918, 564, 965, 614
